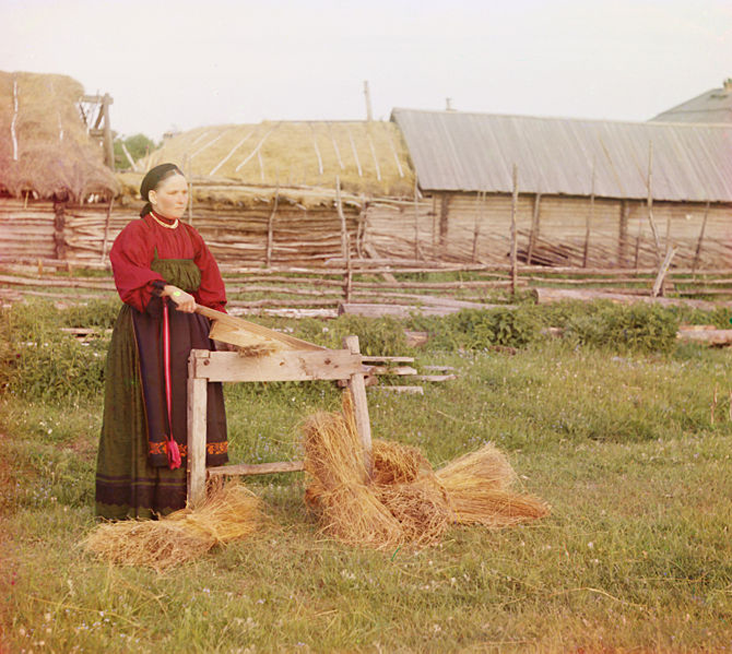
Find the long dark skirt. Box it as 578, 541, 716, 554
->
95, 303, 228, 520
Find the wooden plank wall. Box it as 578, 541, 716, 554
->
60, 202, 361, 266
363, 193, 732, 269
2, 195, 730, 270
0, 200, 57, 260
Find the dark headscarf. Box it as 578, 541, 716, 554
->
139, 163, 185, 217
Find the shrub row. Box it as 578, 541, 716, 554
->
1, 298, 728, 401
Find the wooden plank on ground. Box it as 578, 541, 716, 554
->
676, 329, 732, 345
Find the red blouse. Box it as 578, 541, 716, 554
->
109, 213, 227, 313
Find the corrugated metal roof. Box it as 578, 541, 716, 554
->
651, 82, 732, 124
391, 109, 732, 203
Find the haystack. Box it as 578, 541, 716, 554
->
0, 71, 119, 201
83, 480, 261, 573
303, 392, 549, 549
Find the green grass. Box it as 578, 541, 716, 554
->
2, 309, 732, 651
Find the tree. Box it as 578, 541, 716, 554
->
113, 134, 157, 170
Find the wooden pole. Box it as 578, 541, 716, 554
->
510, 164, 519, 296
363, 80, 373, 122
414, 179, 421, 260
265, 184, 279, 268
186, 154, 193, 225
310, 122, 324, 176
472, 191, 482, 263
367, 132, 381, 182
439, 194, 450, 255
187, 350, 209, 508
336, 177, 352, 302
344, 335, 372, 478
634, 210, 643, 271
120, 141, 138, 171
527, 193, 541, 265
583, 159, 595, 267
347, 126, 363, 177
101, 93, 114, 170
646, 141, 662, 262
327, 122, 345, 171
618, 201, 629, 267
692, 200, 710, 275
100, 197, 115, 263
651, 246, 677, 298
431, 196, 437, 253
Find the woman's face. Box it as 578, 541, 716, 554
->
149, 174, 188, 219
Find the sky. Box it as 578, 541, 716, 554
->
2, 0, 730, 140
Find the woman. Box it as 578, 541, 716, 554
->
95, 163, 228, 520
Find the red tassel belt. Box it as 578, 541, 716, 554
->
162, 297, 182, 470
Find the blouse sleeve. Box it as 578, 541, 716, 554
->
109, 220, 165, 312
188, 226, 228, 312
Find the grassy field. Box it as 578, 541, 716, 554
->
1, 300, 732, 652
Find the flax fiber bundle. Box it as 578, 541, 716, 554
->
436, 444, 550, 527
303, 393, 548, 549
84, 480, 261, 572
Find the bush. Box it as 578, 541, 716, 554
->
0, 301, 108, 401
562, 302, 679, 354
410, 306, 540, 351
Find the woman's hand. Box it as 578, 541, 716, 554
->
162, 285, 196, 313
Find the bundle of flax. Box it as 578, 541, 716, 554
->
84, 480, 261, 573
303, 392, 548, 549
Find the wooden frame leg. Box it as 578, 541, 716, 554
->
187, 374, 208, 508
344, 335, 373, 476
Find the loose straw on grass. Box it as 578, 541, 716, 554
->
83, 480, 261, 573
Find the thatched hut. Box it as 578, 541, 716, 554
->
0, 71, 118, 262
374, 108, 732, 269
89, 120, 416, 268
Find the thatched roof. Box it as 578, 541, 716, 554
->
116, 172, 365, 211
141, 120, 415, 198
0, 71, 119, 201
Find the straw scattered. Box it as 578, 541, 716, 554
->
303, 393, 549, 549
83, 480, 261, 572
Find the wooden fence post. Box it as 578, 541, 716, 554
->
583, 160, 595, 267
265, 184, 279, 268
414, 179, 422, 260
336, 177, 352, 302
692, 200, 710, 275
646, 141, 662, 262
527, 192, 541, 265
618, 201, 629, 267
472, 190, 483, 263
510, 164, 519, 295
100, 197, 114, 263
651, 246, 677, 298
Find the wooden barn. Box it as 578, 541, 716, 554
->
651, 78, 732, 124
373, 108, 732, 269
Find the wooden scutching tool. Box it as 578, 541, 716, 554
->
187, 307, 372, 507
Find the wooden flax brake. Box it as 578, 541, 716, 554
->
186, 305, 372, 507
